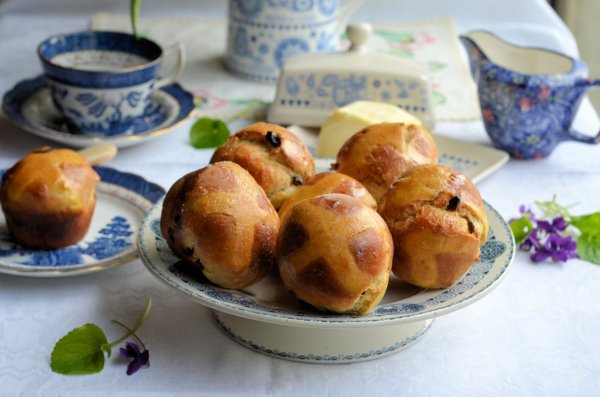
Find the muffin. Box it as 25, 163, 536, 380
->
277, 193, 393, 314
333, 122, 437, 201
0, 146, 100, 249
161, 161, 280, 289
210, 122, 315, 209
377, 164, 489, 289
278, 171, 377, 220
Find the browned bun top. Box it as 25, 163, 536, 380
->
0, 146, 99, 214
210, 122, 316, 209
333, 122, 437, 202
378, 164, 488, 244
0, 146, 100, 249
377, 164, 489, 289
160, 161, 280, 289
277, 193, 393, 314
278, 171, 376, 220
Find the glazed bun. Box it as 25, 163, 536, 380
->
210, 122, 315, 209
161, 161, 280, 289
278, 171, 376, 220
277, 193, 393, 314
333, 122, 437, 201
0, 146, 100, 249
378, 164, 489, 289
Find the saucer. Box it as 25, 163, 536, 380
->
0, 166, 165, 277
139, 199, 514, 363
2, 75, 195, 149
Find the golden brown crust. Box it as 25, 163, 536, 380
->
377, 164, 489, 289
277, 193, 393, 314
161, 161, 280, 289
278, 171, 376, 220
0, 146, 99, 249
210, 122, 315, 209
333, 123, 438, 201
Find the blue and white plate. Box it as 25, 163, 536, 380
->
0, 167, 164, 277
2, 75, 195, 149
138, 199, 515, 363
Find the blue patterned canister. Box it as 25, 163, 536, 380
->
225, 0, 365, 82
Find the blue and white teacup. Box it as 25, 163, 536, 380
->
38, 31, 185, 136
225, 0, 365, 82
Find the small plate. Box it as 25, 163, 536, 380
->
139, 199, 515, 363
0, 166, 164, 277
287, 125, 510, 183
2, 75, 195, 149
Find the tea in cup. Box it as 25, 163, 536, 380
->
37, 31, 185, 136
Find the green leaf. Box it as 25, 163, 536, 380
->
577, 232, 600, 265
190, 117, 230, 149
130, 0, 142, 38
571, 212, 600, 234
50, 323, 110, 375
509, 216, 534, 244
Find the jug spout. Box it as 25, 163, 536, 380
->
459, 34, 489, 84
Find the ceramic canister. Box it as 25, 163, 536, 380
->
225, 0, 363, 82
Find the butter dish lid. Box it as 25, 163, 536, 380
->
268, 23, 435, 129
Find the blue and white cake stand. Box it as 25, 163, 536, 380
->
138, 199, 515, 363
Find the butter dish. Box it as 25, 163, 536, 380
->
267, 23, 435, 129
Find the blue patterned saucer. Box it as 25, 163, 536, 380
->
0, 167, 164, 277
138, 199, 515, 363
2, 75, 195, 149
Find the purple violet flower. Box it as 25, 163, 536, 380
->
120, 342, 149, 375
517, 213, 578, 264
537, 216, 568, 233
527, 230, 578, 264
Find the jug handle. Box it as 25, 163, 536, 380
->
567, 79, 600, 144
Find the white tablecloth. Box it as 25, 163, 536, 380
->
1, 1, 600, 396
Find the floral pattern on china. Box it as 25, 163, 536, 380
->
267, 23, 435, 129
225, 0, 365, 81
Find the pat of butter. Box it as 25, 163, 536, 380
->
317, 101, 423, 158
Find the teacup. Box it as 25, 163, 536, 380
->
460, 30, 600, 159
225, 0, 365, 82
37, 31, 185, 136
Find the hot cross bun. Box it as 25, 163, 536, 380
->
277, 193, 393, 314
378, 164, 488, 289
210, 122, 315, 209
161, 161, 280, 289
277, 171, 376, 221
333, 122, 438, 202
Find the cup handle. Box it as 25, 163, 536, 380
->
567, 79, 600, 144
155, 42, 186, 89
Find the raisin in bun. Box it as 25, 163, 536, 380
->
161, 161, 280, 289
333, 122, 437, 202
210, 122, 315, 209
277, 193, 393, 314
378, 164, 489, 289
278, 171, 376, 220
0, 146, 100, 249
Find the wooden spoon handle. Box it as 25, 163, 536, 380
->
78, 144, 118, 166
